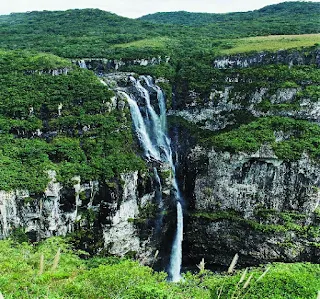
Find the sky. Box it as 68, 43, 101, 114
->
0, 0, 318, 18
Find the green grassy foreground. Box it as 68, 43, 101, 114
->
0, 237, 319, 298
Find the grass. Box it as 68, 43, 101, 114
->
1, 237, 320, 298
221, 34, 320, 55
111, 34, 320, 56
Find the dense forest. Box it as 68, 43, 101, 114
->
0, 50, 145, 192
139, 2, 320, 27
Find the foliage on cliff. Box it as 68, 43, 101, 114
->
0, 50, 145, 192
0, 237, 320, 298
205, 117, 320, 161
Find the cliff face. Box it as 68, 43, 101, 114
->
73, 56, 170, 72
181, 146, 320, 267
0, 69, 178, 269
213, 48, 320, 69
171, 86, 320, 131
169, 47, 320, 268
171, 48, 320, 131
0, 169, 160, 262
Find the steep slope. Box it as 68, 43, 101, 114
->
1, 2, 320, 272
167, 47, 320, 267
76, 45, 320, 268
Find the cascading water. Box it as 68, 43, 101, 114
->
118, 76, 183, 282
118, 91, 160, 160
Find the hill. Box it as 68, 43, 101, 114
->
0, 9, 167, 58
0, 2, 319, 58
139, 1, 320, 28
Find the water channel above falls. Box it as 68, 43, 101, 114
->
116, 75, 184, 282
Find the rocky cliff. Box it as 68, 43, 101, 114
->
0, 51, 175, 268
0, 65, 177, 269
0, 168, 161, 261
180, 146, 320, 268
2, 47, 319, 271
169, 47, 320, 268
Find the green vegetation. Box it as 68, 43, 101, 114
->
208, 117, 320, 160
170, 115, 320, 161
206, 63, 320, 104
139, 2, 320, 29
1, 237, 320, 298
0, 2, 319, 59
0, 49, 145, 192
220, 34, 320, 55
143, 53, 319, 107
0, 3, 320, 298
112, 37, 172, 50
192, 209, 318, 236
0, 5, 318, 192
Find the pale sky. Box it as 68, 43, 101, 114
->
0, 0, 318, 18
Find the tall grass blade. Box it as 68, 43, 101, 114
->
39, 253, 44, 275
197, 258, 206, 273
52, 248, 61, 271
228, 253, 239, 273
256, 267, 270, 282
243, 273, 253, 289
219, 253, 239, 298
239, 268, 248, 283
231, 268, 248, 299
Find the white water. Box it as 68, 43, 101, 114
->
119, 77, 183, 282
118, 91, 160, 160
141, 76, 167, 130
78, 60, 87, 69
169, 201, 183, 282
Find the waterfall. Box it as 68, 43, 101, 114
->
78, 60, 87, 69
140, 76, 167, 130
118, 76, 183, 282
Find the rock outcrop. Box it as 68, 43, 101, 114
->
0, 170, 158, 261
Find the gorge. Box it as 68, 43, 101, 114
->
0, 3, 320, 297
0, 46, 319, 276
